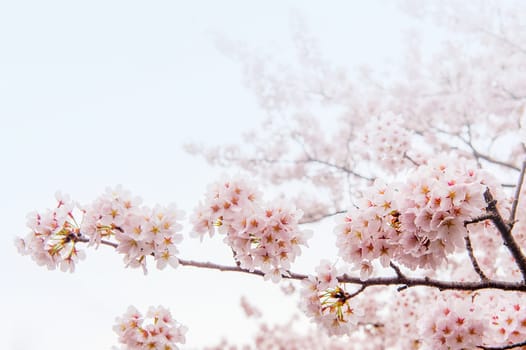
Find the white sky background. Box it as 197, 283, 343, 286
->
0, 1, 443, 349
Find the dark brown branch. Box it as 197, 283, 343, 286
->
74, 236, 526, 293
77, 242, 522, 302
479, 339, 526, 350
403, 152, 420, 166
484, 189, 526, 280
464, 214, 493, 226
464, 234, 488, 281
177, 259, 526, 293
347, 285, 366, 299
389, 261, 406, 279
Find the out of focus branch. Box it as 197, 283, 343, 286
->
509, 158, 526, 226
299, 210, 346, 224
459, 135, 520, 171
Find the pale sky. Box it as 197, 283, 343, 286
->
0, 1, 442, 349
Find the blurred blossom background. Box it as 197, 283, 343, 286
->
0, 1, 444, 348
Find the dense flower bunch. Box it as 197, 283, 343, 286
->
300, 260, 363, 335
81, 186, 184, 273
418, 291, 526, 349
484, 292, 526, 346
113, 306, 187, 350
16, 186, 184, 273
190, 178, 312, 282
16, 192, 85, 272
335, 158, 491, 275
420, 295, 485, 349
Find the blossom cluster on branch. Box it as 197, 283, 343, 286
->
16, 186, 185, 274
113, 306, 187, 350
335, 158, 497, 276
190, 178, 312, 282
14, 1, 526, 349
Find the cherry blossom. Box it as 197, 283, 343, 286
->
113, 306, 187, 350
300, 260, 364, 336
335, 158, 495, 273
190, 178, 312, 282
14, 0, 526, 348
17, 187, 184, 274
16, 192, 85, 272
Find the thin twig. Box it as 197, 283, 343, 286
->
465, 214, 493, 226
389, 261, 406, 279
347, 285, 366, 299
502, 183, 517, 188
76, 236, 118, 248
403, 152, 420, 166
464, 234, 488, 281
460, 135, 520, 171
509, 158, 526, 226
299, 210, 346, 224
307, 157, 374, 181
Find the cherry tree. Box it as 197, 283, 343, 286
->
14, 1, 526, 349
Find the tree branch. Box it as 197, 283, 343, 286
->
74, 235, 526, 293
464, 234, 488, 281
177, 259, 526, 293
472, 150, 521, 172
479, 339, 526, 350
228, 156, 374, 181
305, 157, 374, 181
299, 210, 346, 224
460, 136, 520, 171
389, 261, 406, 279
483, 189, 526, 280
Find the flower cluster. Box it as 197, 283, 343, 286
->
113, 306, 187, 350
484, 292, 526, 346
190, 178, 312, 282
359, 112, 412, 172
335, 158, 490, 274
81, 186, 184, 273
16, 192, 85, 272
420, 295, 485, 350
16, 186, 184, 273
300, 260, 363, 336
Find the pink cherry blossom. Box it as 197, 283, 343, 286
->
113, 305, 187, 350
